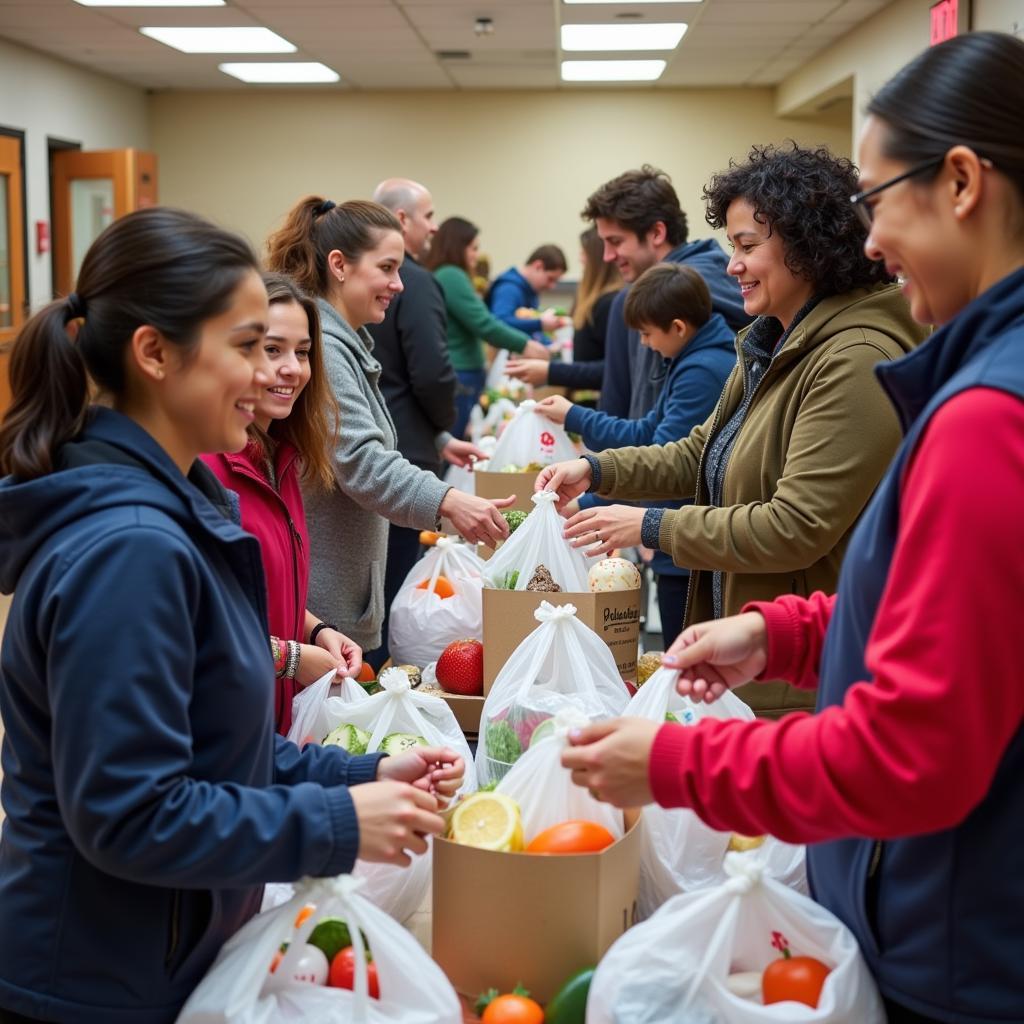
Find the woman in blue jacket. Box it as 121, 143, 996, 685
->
0, 208, 462, 1024
534, 263, 734, 644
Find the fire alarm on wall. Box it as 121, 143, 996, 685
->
35, 220, 50, 255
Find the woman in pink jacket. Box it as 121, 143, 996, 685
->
203, 272, 361, 734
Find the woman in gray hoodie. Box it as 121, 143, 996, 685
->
267, 197, 511, 652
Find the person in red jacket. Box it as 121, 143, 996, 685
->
203, 272, 361, 734
560, 32, 1024, 1024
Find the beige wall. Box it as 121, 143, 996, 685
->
776, 0, 1024, 153
0, 38, 149, 308
149, 88, 850, 277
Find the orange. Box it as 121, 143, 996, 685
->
525, 820, 616, 855
415, 574, 455, 599
356, 662, 376, 683
419, 530, 443, 546
763, 955, 831, 1008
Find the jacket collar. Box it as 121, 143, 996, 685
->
876, 265, 1024, 431
221, 437, 300, 483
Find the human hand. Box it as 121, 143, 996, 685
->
534, 457, 592, 511
539, 309, 562, 333
295, 643, 342, 687
442, 437, 489, 468
533, 395, 573, 426
560, 718, 661, 808
562, 504, 645, 557
663, 611, 769, 704
377, 745, 465, 804
505, 357, 550, 387
439, 488, 513, 546
522, 339, 551, 361
350, 781, 444, 866
313, 627, 362, 678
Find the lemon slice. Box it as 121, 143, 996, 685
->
450, 792, 523, 852
728, 833, 766, 852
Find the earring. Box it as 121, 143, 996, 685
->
156, 369, 164, 379
339, 275, 345, 283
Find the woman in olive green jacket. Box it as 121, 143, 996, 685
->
539, 145, 929, 717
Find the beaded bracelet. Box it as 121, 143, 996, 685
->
284, 639, 301, 680
270, 636, 288, 678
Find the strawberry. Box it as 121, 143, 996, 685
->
436, 639, 484, 696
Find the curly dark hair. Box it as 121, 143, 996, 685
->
703, 143, 891, 295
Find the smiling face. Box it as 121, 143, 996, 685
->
333, 229, 405, 329
157, 268, 272, 461
725, 199, 815, 328
594, 217, 664, 283
252, 298, 312, 432
463, 235, 481, 274
523, 260, 565, 292
856, 116, 974, 326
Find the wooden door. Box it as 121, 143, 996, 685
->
51, 148, 158, 297
0, 132, 27, 418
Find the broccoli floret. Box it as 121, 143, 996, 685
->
485, 720, 522, 765
502, 509, 528, 534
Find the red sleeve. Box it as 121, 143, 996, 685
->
744, 591, 837, 689
649, 387, 1024, 843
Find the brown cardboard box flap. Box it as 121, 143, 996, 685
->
473, 470, 538, 514
433, 815, 642, 1003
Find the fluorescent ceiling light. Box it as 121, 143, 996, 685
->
140, 26, 296, 53
220, 62, 340, 84
563, 0, 699, 4
562, 22, 686, 50
77, 1, 224, 5
561, 59, 666, 81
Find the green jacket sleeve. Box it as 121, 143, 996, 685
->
656, 336, 904, 573
440, 265, 531, 354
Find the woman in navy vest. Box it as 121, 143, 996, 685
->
561, 32, 1024, 1024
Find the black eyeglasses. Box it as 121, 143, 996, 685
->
849, 156, 945, 231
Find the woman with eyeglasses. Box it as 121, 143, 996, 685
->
561, 32, 1024, 1023
539, 141, 927, 718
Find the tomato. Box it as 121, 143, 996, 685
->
480, 993, 544, 1024
356, 662, 376, 683
293, 903, 315, 928
762, 955, 831, 1008
416, 574, 455, 599
328, 946, 380, 999
525, 820, 616, 855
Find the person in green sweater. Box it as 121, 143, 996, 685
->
426, 216, 549, 439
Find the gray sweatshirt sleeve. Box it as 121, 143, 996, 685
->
325, 341, 451, 529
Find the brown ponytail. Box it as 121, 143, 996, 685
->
0, 206, 259, 480
265, 196, 402, 297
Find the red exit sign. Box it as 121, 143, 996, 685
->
931, 0, 960, 44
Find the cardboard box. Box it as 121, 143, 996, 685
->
482, 588, 640, 689
433, 691, 484, 736
432, 814, 642, 1003
473, 470, 538, 514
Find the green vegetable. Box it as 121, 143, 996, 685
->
529, 717, 555, 747
479, 779, 499, 792
545, 967, 595, 1024
485, 720, 522, 765
665, 711, 680, 724
381, 732, 429, 755
307, 918, 372, 962
501, 509, 528, 534
323, 723, 371, 754
500, 569, 520, 590
500, 464, 523, 474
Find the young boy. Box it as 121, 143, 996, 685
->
534, 262, 735, 644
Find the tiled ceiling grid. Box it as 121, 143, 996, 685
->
0, 0, 890, 90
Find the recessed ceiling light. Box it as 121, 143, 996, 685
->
561, 59, 666, 81
561, 23, 687, 50
140, 26, 296, 53
76, 1, 224, 5
219, 62, 340, 84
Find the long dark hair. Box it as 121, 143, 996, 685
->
265, 196, 402, 298
424, 216, 479, 273
0, 207, 259, 480
250, 272, 339, 491
867, 31, 1024, 205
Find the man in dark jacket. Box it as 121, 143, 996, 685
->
366, 177, 484, 668
582, 165, 750, 418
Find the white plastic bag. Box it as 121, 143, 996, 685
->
341, 668, 476, 923
631, 668, 805, 917
177, 874, 462, 1024
475, 601, 628, 786
388, 538, 484, 667
496, 706, 624, 843
487, 399, 577, 471
485, 348, 511, 392
484, 489, 594, 592
287, 671, 370, 749
586, 854, 884, 1024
